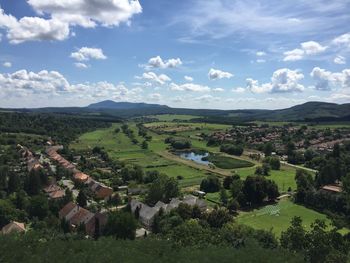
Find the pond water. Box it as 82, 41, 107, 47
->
177, 151, 211, 166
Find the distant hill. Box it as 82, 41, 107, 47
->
87, 100, 169, 110
255, 102, 350, 121
1, 101, 350, 122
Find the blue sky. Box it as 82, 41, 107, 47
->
0, 0, 349, 109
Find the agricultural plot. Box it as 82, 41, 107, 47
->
149, 114, 200, 121
236, 199, 344, 236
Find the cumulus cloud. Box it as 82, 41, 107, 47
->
170, 83, 210, 92
283, 41, 327, 61
0, 69, 141, 104
0, 69, 70, 95
0, 1, 142, 43
145, 56, 182, 69
3, 62, 11, 68
137, 72, 171, 85
212, 87, 224, 92
71, 47, 107, 61
310, 67, 350, 91
332, 33, 350, 47
232, 87, 245, 93
194, 94, 219, 103
74, 62, 89, 69
0, 8, 69, 44
256, 51, 266, 56
334, 55, 346, 65
208, 68, 233, 80
148, 93, 161, 101
247, 68, 304, 93
184, 75, 193, 82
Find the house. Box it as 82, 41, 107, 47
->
130, 200, 159, 228
43, 184, 66, 200
58, 202, 101, 236
88, 180, 113, 200
130, 195, 207, 228
73, 172, 90, 183
1, 221, 26, 235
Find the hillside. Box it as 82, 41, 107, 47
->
87, 100, 170, 110
1, 101, 350, 122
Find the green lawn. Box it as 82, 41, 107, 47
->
234, 166, 300, 192
208, 154, 254, 169
236, 199, 344, 236
149, 114, 200, 121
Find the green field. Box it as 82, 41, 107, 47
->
149, 114, 200, 121
208, 154, 254, 169
70, 123, 216, 188
234, 166, 300, 191
236, 199, 346, 236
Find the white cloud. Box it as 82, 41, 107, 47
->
194, 94, 219, 103
146, 56, 182, 69
28, 0, 142, 27
283, 48, 304, 61
256, 59, 266, 63
283, 41, 327, 61
138, 72, 171, 85
310, 67, 350, 91
170, 83, 210, 92
247, 68, 304, 93
148, 93, 162, 101
334, 55, 346, 65
0, 1, 142, 43
71, 47, 107, 61
300, 41, 327, 55
3, 62, 12, 68
256, 51, 266, 56
232, 87, 245, 93
0, 69, 71, 95
208, 68, 233, 80
184, 75, 193, 82
332, 33, 350, 47
74, 62, 89, 69
212, 87, 224, 92
0, 8, 69, 44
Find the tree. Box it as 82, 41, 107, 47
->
146, 175, 179, 205
223, 175, 239, 190
242, 176, 268, 206
8, 173, 20, 193
0, 199, 18, 228
207, 208, 232, 228
220, 144, 244, 156
28, 195, 49, 220
200, 175, 220, 193
220, 188, 228, 205
263, 142, 274, 157
25, 170, 42, 196
0, 165, 9, 190
141, 140, 148, 149
280, 217, 307, 252
264, 157, 280, 170
77, 191, 87, 208
104, 211, 137, 240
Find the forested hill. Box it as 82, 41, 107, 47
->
1, 101, 350, 122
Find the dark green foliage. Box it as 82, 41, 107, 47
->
200, 175, 220, 193
146, 174, 179, 205
77, 191, 87, 208
263, 156, 280, 170
165, 137, 192, 149
28, 195, 49, 220
263, 142, 274, 157
0, 112, 111, 144
104, 211, 137, 240
207, 208, 232, 228
242, 176, 279, 206
220, 144, 244, 156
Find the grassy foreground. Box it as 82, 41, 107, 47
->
236, 199, 348, 236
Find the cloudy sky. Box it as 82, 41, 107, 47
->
0, 0, 349, 109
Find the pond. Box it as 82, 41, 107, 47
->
176, 151, 212, 166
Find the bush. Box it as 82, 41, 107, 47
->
220, 144, 244, 156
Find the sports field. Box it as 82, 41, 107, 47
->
237, 199, 348, 236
